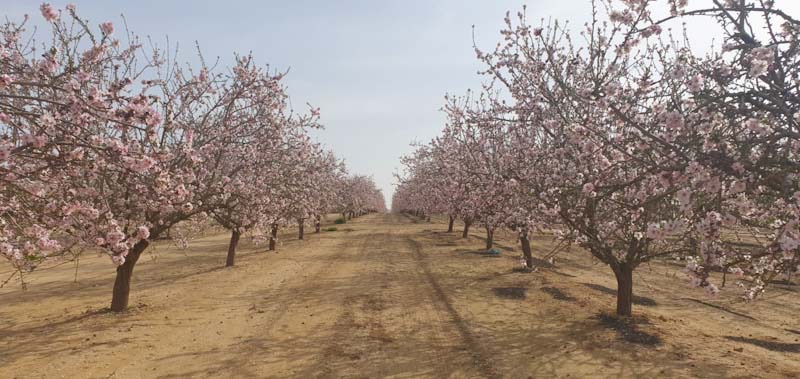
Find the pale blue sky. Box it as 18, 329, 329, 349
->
6, 1, 800, 205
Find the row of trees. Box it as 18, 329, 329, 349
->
394, 0, 799, 316
0, 4, 385, 311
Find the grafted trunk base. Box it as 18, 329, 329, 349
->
110, 240, 150, 312
225, 229, 240, 267
613, 263, 634, 317
298, 219, 305, 240
485, 228, 495, 250
269, 224, 278, 251
520, 234, 533, 268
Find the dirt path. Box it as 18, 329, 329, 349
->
252, 215, 499, 378
2, 213, 798, 378
0, 214, 498, 378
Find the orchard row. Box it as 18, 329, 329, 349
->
393, 0, 800, 316
0, 4, 386, 311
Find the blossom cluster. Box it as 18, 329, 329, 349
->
394, 0, 800, 312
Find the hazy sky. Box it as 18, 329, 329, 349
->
5, 1, 800, 205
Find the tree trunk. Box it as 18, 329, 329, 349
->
613, 263, 634, 317
462, 220, 472, 238
110, 240, 150, 312
348, 212, 353, 220
447, 216, 455, 233
315, 215, 321, 233
225, 229, 240, 267
520, 233, 533, 268
298, 219, 305, 240
269, 224, 278, 251
485, 227, 495, 250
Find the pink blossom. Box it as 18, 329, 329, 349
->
106, 230, 125, 245
705, 283, 720, 296
40, 3, 59, 22
0, 141, 12, 161
69, 147, 85, 160
0, 74, 13, 88
182, 203, 194, 212
582, 182, 596, 198
145, 112, 162, 127
111, 255, 126, 266
136, 226, 150, 240
743, 118, 769, 135
750, 59, 769, 77
100, 22, 114, 35
730, 180, 746, 194
664, 111, 684, 130
687, 74, 703, 92
676, 188, 691, 205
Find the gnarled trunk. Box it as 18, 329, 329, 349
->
447, 215, 455, 233
612, 262, 634, 317
462, 219, 472, 239
485, 227, 495, 250
225, 229, 241, 267
269, 224, 278, 251
315, 215, 321, 233
110, 240, 150, 312
298, 219, 305, 240
520, 232, 533, 268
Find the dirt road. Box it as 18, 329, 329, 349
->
1, 213, 798, 378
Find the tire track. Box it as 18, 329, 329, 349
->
406, 237, 501, 379
255, 235, 360, 339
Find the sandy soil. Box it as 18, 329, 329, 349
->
1, 213, 798, 378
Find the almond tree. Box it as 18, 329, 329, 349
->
650, 0, 800, 298
473, 1, 702, 316
0, 5, 327, 311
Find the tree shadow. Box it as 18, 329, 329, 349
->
724, 336, 800, 353
594, 313, 661, 346
540, 286, 577, 302
491, 287, 527, 300
681, 298, 757, 321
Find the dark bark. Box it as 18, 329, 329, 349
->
225, 229, 241, 267
269, 224, 278, 251
110, 240, 150, 312
315, 215, 321, 233
462, 219, 472, 239
612, 263, 634, 317
447, 215, 455, 233
298, 219, 305, 240
485, 227, 495, 250
520, 233, 533, 268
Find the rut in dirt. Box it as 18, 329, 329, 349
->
283, 214, 500, 378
